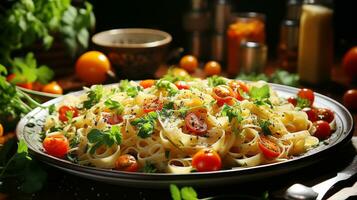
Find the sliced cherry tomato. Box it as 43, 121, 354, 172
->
143, 97, 163, 113
313, 120, 331, 140
103, 113, 123, 125
185, 112, 207, 135
58, 106, 79, 122
115, 154, 139, 172
316, 108, 334, 123
192, 149, 222, 172
297, 88, 315, 106
179, 55, 198, 73
302, 107, 318, 122
140, 79, 155, 89
212, 85, 236, 106
258, 135, 280, 159
287, 97, 297, 106
204, 61, 222, 76
42, 134, 69, 158
228, 80, 249, 101
175, 81, 190, 90
42, 81, 63, 94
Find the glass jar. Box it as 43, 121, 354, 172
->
226, 12, 265, 77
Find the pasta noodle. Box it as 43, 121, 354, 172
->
41, 76, 336, 173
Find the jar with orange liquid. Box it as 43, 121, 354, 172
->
227, 13, 265, 77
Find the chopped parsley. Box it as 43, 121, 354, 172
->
131, 112, 158, 138
104, 99, 124, 114
141, 162, 157, 173
87, 126, 122, 154
83, 85, 103, 109
221, 104, 243, 123
155, 80, 178, 96
259, 120, 272, 135
296, 97, 310, 108
249, 85, 272, 107
207, 75, 227, 87
119, 80, 142, 97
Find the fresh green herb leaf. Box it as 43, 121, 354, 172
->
131, 112, 158, 139
141, 162, 157, 173
237, 70, 299, 87
249, 85, 270, 100
156, 80, 178, 96
48, 104, 56, 115
207, 75, 227, 87
119, 80, 142, 97
104, 99, 124, 114
221, 104, 242, 122
296, 97, 310, 108
170, 184, 182, 200
181, 186, 198, 200
259, 120, 272, 135
83, 85, 103, 109
65, 110, 74, 122
87, 126, 122, 154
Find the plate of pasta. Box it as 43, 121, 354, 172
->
16, 74, 353, 188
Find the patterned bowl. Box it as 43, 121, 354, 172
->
92, 28, 172, 80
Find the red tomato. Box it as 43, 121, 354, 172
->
212, 85, 236, 106
297, 88, 315, 106
343, 89, 357, 111
42, 134, 69, 158
185, 112, 207, 135
302, 107, 318, 122
204, 61, 222, 76
115, 154, 139, 172
316, 108, 334, 123
7, 74, 33, 90
228, 80, 249, 101
313, 120, 332, 140
58, 106, 79, 122
342, 46, 357, 79
103, 113, 123, 125
258, 135, 280, 159
175, 81, 190, 90
287, 97, 297, 106
140, 79, 155, 89
179, 55, 198, 73
192, 149, 222, 172
143, 97, 163, 113
42, 81, 63, 94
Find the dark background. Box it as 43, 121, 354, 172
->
89, 0, 357, 60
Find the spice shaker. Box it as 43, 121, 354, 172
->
278, 20, 299, 72
239, 41, 267, 74
298, 0, 333, 85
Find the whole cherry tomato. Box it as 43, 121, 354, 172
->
58, 106, 79, 122
42, 81, 63, 94
342, 46, 357, 79
75, 51, 111, 85
302, 107, 318, 122
258, 135, 280, 159
175, 81, 190, 90
179, 55, 198, 73
140, 79, 155, 89
115, 154, 139, 172
185, 112, 207, 135
297, 88, 315, 106
192, 149, 222, 172
313, 120, 332, 140
316, 108, 334, 123
343, 89, 357, 111
42, 134, 69, 158
204, 61, 222, 76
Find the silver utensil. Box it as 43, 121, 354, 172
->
285, 154, 357, 200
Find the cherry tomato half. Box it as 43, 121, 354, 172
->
316, 108, 334, 123
179, 55, 198, 73
313, 120, 331, 140
297, 88, 315, 107
42, 81, 63, 94
115, 154, 139, 172
175, 81, 190, 90
212, 85, 236, 106
75, 51, 111, 85
287, 96, 297, 106
192, 149, 222, 172
302, 107, 318, 122
140, 79, 155, 89
228, 80, 249, 101
258, 135, 280, 159
58, 106, 79, 122
43, 134, 69, 158
103, 113, 123, 125
143, 97, 163, 113
204, 61, 221, 76
185, 112, 208, 135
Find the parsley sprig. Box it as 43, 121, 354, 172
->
119, 80, 142, 97
258, 120, 272, 135
249, 85, 272, 107
207, 75, 227, 87
87, 126, 122, 154
131, 112, 158, 138
104, 99, 124, 114
155, 80, 179, 96
83, 85, 103, 109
